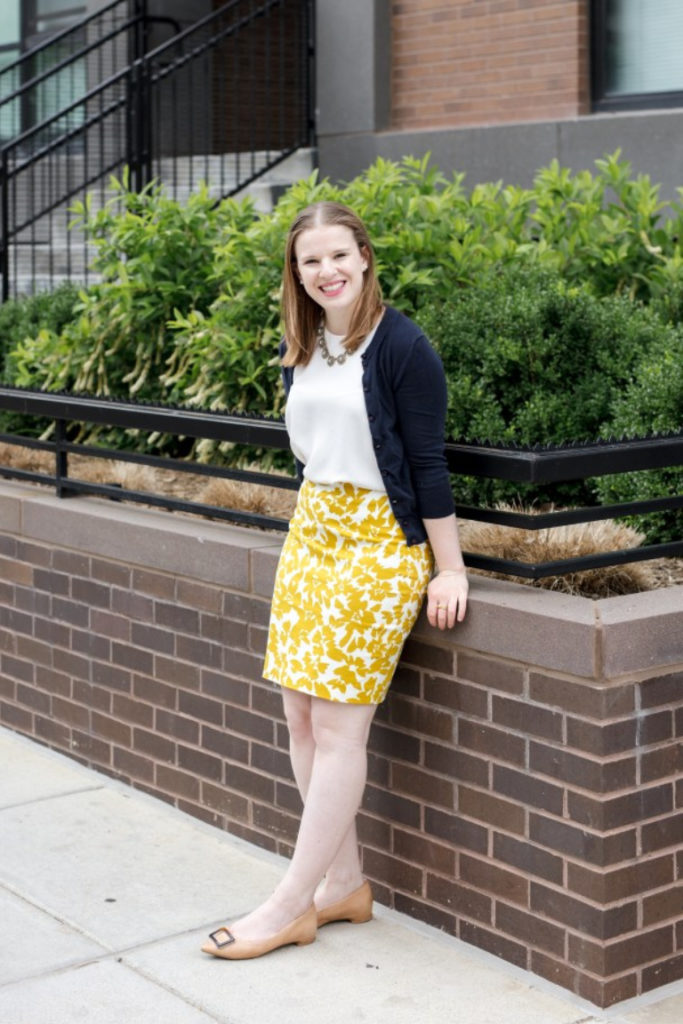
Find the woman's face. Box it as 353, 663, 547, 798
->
294, 223, 368, 333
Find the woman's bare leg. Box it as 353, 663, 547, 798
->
226, 694, 376, 942
282, 689, 367, 908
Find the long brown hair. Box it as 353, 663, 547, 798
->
281, 201, 383, 367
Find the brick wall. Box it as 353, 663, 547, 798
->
391, 0, 590, 130
0, 479, 681, 1008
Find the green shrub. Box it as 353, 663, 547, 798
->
6, 153, 682, 512
595, 329, 683, 543
417, 264, 675, 509
0, 281, 80, 383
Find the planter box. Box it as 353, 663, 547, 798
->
0, 480, 680, 1008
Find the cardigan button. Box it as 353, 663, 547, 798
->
374, 442, 381, 450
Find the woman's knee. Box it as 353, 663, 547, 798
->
282, 688, 313, 742
311, 699, 376, 752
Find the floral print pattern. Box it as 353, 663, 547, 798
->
263, 481, 432, 704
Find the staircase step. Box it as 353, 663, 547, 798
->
7, 148, 317, 295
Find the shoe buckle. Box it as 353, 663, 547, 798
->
208, 927, 235, 949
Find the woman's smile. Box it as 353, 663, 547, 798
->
295, 223, 368, 333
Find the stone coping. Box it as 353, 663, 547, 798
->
1, 479, 681, 682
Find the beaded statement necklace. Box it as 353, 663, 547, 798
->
316, 319, 350, 366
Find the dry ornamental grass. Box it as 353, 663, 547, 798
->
0, 443, 679, 599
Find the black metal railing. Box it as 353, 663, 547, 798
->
0, 387, 681, 580
0, 0, 315, 299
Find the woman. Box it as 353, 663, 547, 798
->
202, 201, 468, 960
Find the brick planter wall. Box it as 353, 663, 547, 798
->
0, 479, 681, 1008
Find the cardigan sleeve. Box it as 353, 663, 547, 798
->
393, 334, 455, 520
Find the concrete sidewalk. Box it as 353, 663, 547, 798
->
0, 726, 681, 1024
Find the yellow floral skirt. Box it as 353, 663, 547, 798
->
263, 480, 433, 704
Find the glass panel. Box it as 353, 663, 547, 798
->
0, 48, 21, 140
606, 0, 683, 95
0, 2, 20, 46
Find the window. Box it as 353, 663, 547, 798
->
592, 0, 683, 111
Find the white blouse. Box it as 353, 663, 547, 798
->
285, 324, 386, 493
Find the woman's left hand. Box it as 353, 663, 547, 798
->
426, 570, 469, 630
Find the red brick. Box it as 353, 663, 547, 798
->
91, 712, 131, 746
426, 874, 491, 923
640, 745, 682, 784
529, 812, 636, 866
640, 672, 683, 709
51, 696, 89, 729
530, 741, 635, 793
493, 833, 563, 885
530, 882, 637, 940
393, 829, 455, 875
569, 926, 673, 976
643, 886, 683, 927
177, 744, 223, 782
370, 722, 421, 763
401, 637, 453, 675
424, 674, 488, 716
113, 747, 154, 783
459, 785, 526, 835
424, 805, 488, 853
3, 655, 35, 684
496, 902, 565, 956
393, 892, 456, 933
493, 764, 564, 815
641, 813, 683, 854
459, 921, 528, 969
201, 780, 249, 820
1, 701, 32, 731
252, 802, 299, 844
460, 854, 529, 906
457, 653, 525, 694
568, 855, 675, 903
155, 655, 200, 689
424, 741, 489, 786
364, 783, 421, 828
176, 635, 222, 670
391, 695, 454, 741
156, 764, 200, 801
71, 578, 111, 609
133, 569, 175, 599
251, 741, 293, 780
201, 724, 248, 764
528, 675, 634, 719
568, 783, 673, 831
176, 579, 222, 613
153, 708, 198, 745
493, 695, 562, 742
459, 719, 525, 767
202, 670, 249, 706
642, 954, 683, 992
392, 762, 454, 808
363, 848, 423, 895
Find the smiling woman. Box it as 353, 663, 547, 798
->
200, 200, 469, 963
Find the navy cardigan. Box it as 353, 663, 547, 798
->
280, 305, 455, 546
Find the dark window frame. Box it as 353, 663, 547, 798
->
591, 0, 683, 112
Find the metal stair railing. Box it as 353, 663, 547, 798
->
0, 0, 315, 300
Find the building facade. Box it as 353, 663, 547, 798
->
316, 0, 683, 199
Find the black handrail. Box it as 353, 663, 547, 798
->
0, 387, 680, 580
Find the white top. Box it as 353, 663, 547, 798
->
285, 324, 386, 493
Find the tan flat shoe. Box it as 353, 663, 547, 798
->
316, 880, 373, 927
201, 904, 317, 960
